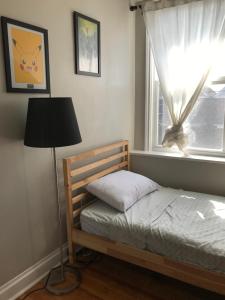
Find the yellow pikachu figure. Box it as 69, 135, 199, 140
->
11, 28, 44, 85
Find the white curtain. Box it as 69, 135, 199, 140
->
144, 0, 225, 152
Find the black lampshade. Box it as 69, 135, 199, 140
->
24, 97, 82, 148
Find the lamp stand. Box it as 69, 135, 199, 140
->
45, 147, 81, 295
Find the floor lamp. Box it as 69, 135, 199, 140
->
24, 97, 82, 295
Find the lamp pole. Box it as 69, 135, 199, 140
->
53, 147, 64, 277
45, 148, 81, 295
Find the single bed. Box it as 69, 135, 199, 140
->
63, 140, 225, 296
81, 187, 225, 274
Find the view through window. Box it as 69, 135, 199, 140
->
157, 84, 225, 151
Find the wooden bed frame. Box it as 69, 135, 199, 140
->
63, 140, 225, 296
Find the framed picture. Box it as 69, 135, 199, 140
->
1, 17, 50, 93
73, 12, 101, 77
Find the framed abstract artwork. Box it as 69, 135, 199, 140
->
73, 12, 101, 77
1, 17, 50, 93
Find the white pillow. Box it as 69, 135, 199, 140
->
86, 170, 159, 212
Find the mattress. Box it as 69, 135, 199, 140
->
81, 187, 225, 273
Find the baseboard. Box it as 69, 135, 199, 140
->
0, 244, 68, 300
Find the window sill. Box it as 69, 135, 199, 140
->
130, 150, 225, 165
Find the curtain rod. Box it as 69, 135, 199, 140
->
129, 0, 201, 11
130, 0, 160, 11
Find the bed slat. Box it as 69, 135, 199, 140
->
68, 140, 128, 164
71, 161, 128, 191
73, 200, 96, 218
71, 151, 128, 177
72, 192, 90, 205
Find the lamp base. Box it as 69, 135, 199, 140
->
45, 264, 81, 295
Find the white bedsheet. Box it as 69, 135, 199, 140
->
81, 187, 225, 273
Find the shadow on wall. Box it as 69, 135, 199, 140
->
0, 98, 26, 141
0, 20, 26, 142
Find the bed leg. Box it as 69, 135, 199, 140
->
68, 242, 75, 265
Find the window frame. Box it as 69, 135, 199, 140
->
145, 35, 225, 158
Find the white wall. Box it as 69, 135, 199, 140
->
0, 0, 134, 286
131, 154, 225, 196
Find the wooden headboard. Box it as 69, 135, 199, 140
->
63, 140, 129, 238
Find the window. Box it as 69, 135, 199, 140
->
148, 53, 225, 156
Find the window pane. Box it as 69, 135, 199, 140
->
187, 85, 225, 150
157, 94, 170, 145
157, 84, 225, 150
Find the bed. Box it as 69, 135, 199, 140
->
63, 140, 225, 296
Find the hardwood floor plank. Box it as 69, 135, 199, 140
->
82, 269, 155, 300
18, 255, 225, 300
90, 259, 162, 300
90, 257, 208, 300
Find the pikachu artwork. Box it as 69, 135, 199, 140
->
1, 17, 50, 93
11, 27, 44, 85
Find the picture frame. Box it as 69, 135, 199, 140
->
73, 12, 101, 77
1, 17, 50, 93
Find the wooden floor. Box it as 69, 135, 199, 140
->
19, 254, 225, 300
